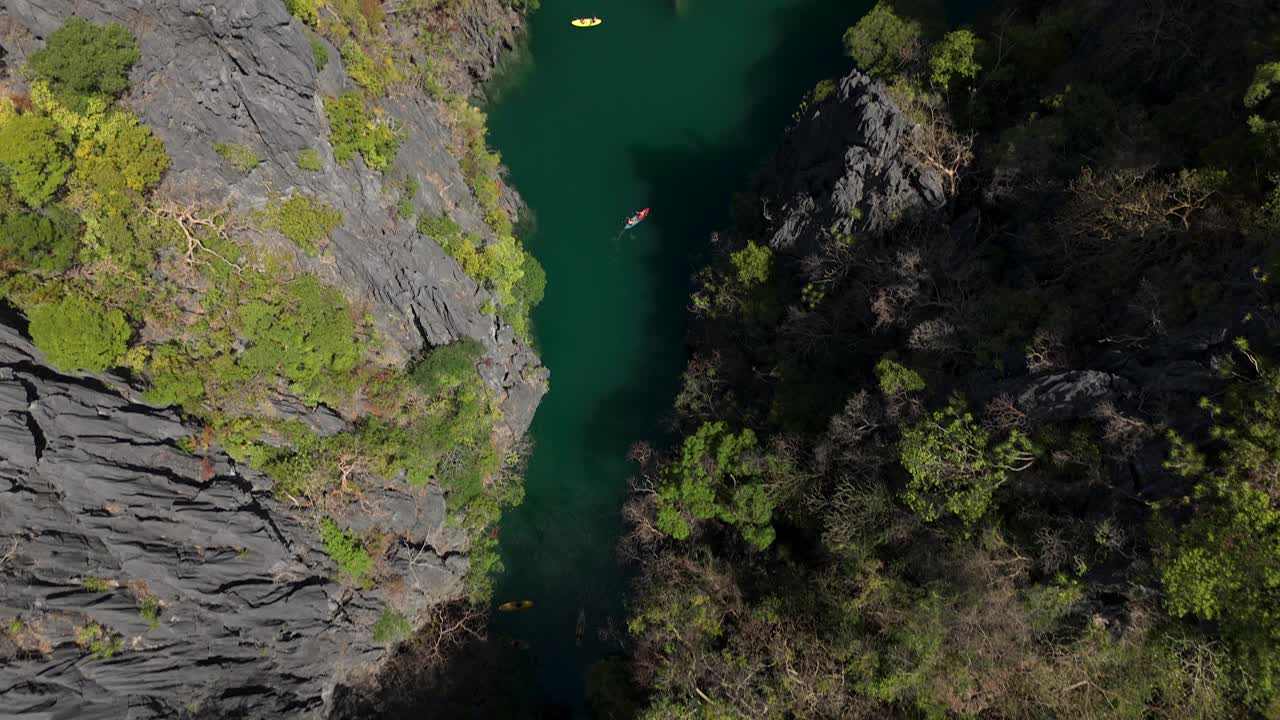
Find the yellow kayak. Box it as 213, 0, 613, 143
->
497, 599, 535, 611
571, 17, 602, 27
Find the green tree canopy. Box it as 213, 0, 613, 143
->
70, 111, 169, 214
1157, 366, 1280, 706
656, 421, 776, 549
0, 211, 79, 272
236, 276, 360, 401
0, 113, 73, 207
899, 396, 1035, 525
875, 356, 926, 395
27, 293, 130, 372
929, 29, 981, 89
730, 241, 773, 288
25, 18, 141, 110
257, 193, 343, 255
323, 92, 400, 172
411, 337, 485, 397
843, 2, 922, 78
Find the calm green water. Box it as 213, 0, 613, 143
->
485, 0, 872, 713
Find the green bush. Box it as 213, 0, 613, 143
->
257, 193, 342, 254
417, 212, 462, 241
1246, 61, 1280, 109
76, 623, 123, 659
214, 143, 259, 172
340, 40, 399, 95
419, 224, 540, 341
407, 338, 507, 514
308, 32, 329, 70
372, 607, 413, 643
411, 337, 485, 397
70, 111, 169, 213
1157, 368, 1280, 707
142, 342, 207, 409
81, 577, 110, 593
84, 206, 165, 274
843, 2, 922, 78
26, 293, 130, 372
396, 197, 414, 220
323, 92, 400, 172
25, 18, 140, 111
237, 275, 360, 402
875, 357, 926, 395
730, 241, 772, 288
329, 0, 375, 35
297, 148, 323, 171
0, 212, 78, 272
139, 595, 160, 628
512, 252, 546, 312
320, 517, 374, 585
286, 0, 322, 24
0, 113, 72, 207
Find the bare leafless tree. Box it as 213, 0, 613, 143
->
149, 201, 245, 274
905, 102, 977, 198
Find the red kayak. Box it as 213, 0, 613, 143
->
624, 208, 650, 229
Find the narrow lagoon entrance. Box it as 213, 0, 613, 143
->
485, 1, 872, 714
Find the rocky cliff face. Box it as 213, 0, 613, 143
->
0, 318, 468, 718
0, 0, 544, 441
0, 1, 538, 717
757, 72, 945, 255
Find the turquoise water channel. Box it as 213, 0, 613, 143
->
484, 0, 873, 714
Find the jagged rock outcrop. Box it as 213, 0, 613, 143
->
0, 0, 545, 442
757, 71, 946, 255
0, 319, 467, 717
738, 65, 1235, 508
990, 370, 1136, 422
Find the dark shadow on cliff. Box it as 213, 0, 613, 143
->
329, 631, 570, 720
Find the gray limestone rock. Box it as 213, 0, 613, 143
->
0, 0, 544, 442
999, 370, 1137, 422
756, 70, 946, 255
0, 319, 465, 718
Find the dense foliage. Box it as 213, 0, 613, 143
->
24, 18, 140, 110
27, 293, 130, 372
255, 193, 343, 255
320, 517, 374, 586
323, 91, 400, 172
618, 0, 1280, 718
0, 212, 78, 272
0, 113, 72, 207
416, 212, 545, 343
